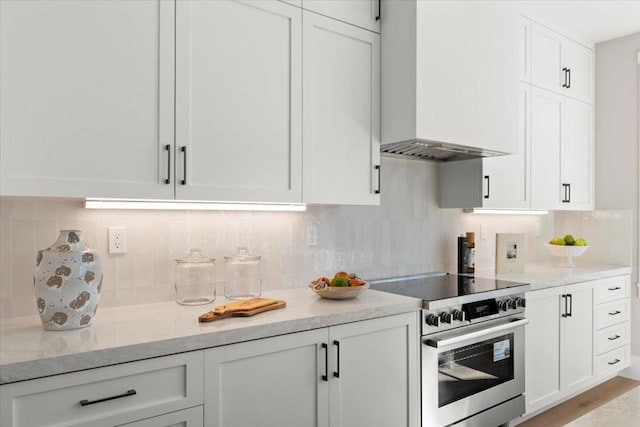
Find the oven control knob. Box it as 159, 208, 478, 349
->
425, 314, 440, 327
515, 297, 526, 308
439, 312, 453, 324
508, 299, 519, 310
452, 309, 465, 322
498, 300, 509, 311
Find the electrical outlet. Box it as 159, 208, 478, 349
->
108, 226, 127, 254
306, 224, 318, 247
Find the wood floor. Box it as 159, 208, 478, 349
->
518, 376, 640, 427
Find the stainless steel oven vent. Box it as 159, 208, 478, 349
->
380, 139, 507, 162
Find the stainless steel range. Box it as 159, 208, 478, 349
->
369, 273, 530, 427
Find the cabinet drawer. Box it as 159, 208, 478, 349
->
594, 276, 630, 303
118, 406, 203, 427
595, 322, 630, 355
596, 346, 630, 379
595, 299, 630, 330
0, 351, 203, 427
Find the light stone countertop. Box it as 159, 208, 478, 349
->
0, 287, 422, 385
1, 262, 632, 385
474, 262, 632, 291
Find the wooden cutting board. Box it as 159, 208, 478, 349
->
199, 298, 286, 322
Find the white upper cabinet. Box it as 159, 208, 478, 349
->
0, 0, 175, 199
302, 0, 380, 33
531, 23, 593, 104
530, 87, 593, 210
302, 11, 380, 205
175, 0, 302, 203
531, 87, 563, 210
562, 98, 593, 209
438, 83, 530, 209
382, 1, 519, 155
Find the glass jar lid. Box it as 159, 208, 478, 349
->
224, 246, 261, 263
176, 248, 215, 264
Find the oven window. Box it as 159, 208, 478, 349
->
438, 333, 514, 407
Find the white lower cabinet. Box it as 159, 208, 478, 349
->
524, 275, 631, 417
204, 312, 419, 427
525, 281, 594, 415
0, 351, 204, 427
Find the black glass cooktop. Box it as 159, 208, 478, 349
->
368, 273, 529, 308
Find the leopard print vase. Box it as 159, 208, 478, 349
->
34, 230, 103, 330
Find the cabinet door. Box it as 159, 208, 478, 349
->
531, 23, 564, 95
302, 11, 380, 205
561, 98, 593, 209
482, 82, 530, 208
0, 0, 174, 199
530, 87, 564, 209
329, 313, 419, 427
302, 0, 380, 33
175, 0, 302, 203
562, 281, 595, 393
525, 287, 563, 414
563, 41, 593, 104
204, 328, 329, 427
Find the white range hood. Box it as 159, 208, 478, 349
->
381, 1, 520, 162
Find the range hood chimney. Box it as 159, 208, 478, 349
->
380, 1, 519, 163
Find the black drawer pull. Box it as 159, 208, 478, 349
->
608, 334, 621, 341
608, 310, 622, 316
80, 389, 136, 407
333, 340, 340, 378
608, 286, 621, 291
374, 165, 381, 194
608, 358, 621, 366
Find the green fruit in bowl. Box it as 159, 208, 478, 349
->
549, 237, 566, 245
564, 235, 575, 245
574, 238, 587, 246
330, 277, 349, 287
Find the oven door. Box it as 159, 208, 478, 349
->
421, 316, 528, 427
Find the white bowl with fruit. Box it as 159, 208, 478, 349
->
309, 272, 369, 300
545, 235, 589, 268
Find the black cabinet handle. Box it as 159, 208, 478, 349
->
333, 340, 340, 378
567, 183, 571, 203
608, 358, 621, 366
484, 175, 490, 199
562, 183, 570, 203
562, 68, 568, 88
608, 286, 621, 291
567, 68, 571, 88
609, 310, 622, 316
608, 334, 621, 341
562, 294, 568, 318
181, 146, 187, 185
80, 389, 136, 407
567, 293, 572, 317
375, 0, 381, 21
375, 165, 381, 194
321, 343, 328, 381
165, 144, 171, 185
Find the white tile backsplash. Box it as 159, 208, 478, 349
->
1, 157, 630, 319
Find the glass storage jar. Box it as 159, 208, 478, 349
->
175, 248, 216, 305
224, 247, 262, 300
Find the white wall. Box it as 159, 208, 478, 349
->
594, 32, 640, 357
0, 157, 557, 319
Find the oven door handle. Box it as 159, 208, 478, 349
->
425, 318, 529, 348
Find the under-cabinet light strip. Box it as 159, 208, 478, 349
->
84, 199, 307, 212
463, 208, 549, 215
